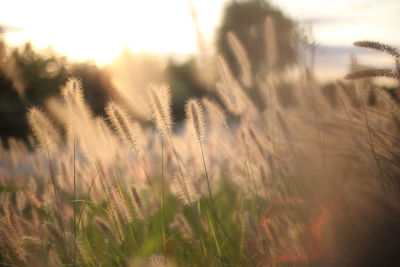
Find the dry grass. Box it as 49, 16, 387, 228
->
0, 26, 400, 267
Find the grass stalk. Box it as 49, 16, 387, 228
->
73, 137, 77, 267
161, 137, 167, 252
94, 161, 124, 243
45, 144, 69, 257
199, 138, 213, 203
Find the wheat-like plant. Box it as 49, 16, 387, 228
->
3, 33, 400, 267
106, 101, 142, 155
27, 108, 60, 151
110, 187, 133, 224
148, 83, 173, 137
185, 99, 205, 144
227, 31, 253, 87
354, 41, 400, 58
347, 41, 400, 82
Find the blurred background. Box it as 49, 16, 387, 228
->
0, 0, 399, 142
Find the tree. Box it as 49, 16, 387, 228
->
217, 0, 298, 76
0, 41, 111, 143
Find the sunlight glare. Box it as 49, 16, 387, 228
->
1, 0, 220, 65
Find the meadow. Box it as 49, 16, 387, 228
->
0, 19, 400, 267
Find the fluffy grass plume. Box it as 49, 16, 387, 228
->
216, 56, 247, 115
170, 173, 197, 205
227, 31, 253, 87
106, 101, 142, 155
354, 41, 400, 58
148, 83, 173, 136
2, 38, 400, 267
347, 41, 400, 82
27, 107, 60, 151
62, 78, 92, 121
110, 187, 133, 224
345, 68, 399, 80
185, 99, 205, 143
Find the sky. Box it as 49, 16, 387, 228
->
1, 0, 227, 64
0, 0, 399, 79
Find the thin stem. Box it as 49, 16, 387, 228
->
137, 156, 160, 204
76, 174, 96, 229
165, 132, 209, 257
161, 137, 166, 251
45, 144, 68, 256
94, 161, 124, 242
362, 100, 386, 186
206, 210, 222, 257
167, 133, 192, 204
355, 80, 386, 188
73, 137, 76, 267
199, 138, 213, 203
198, 138, 229, 241
198, 137, 231, 246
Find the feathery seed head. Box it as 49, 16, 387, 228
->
216, 55, 248, 114
62, 77, 84, 106
27, 108, 60, 151
354, 41, 400, 58
227, 31, 253, 87
61, 77, 94, 142
171, 174, 197, 205
185, 99, 205, 143
110, 187, 133, 224
346, 69, 399, 81
217, 55, 235, 86
148, 83, 173, 136
106, 101, 142, 154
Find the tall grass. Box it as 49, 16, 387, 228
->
0, 29, 400, 266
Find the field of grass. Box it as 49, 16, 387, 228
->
0, 26, 400, 267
